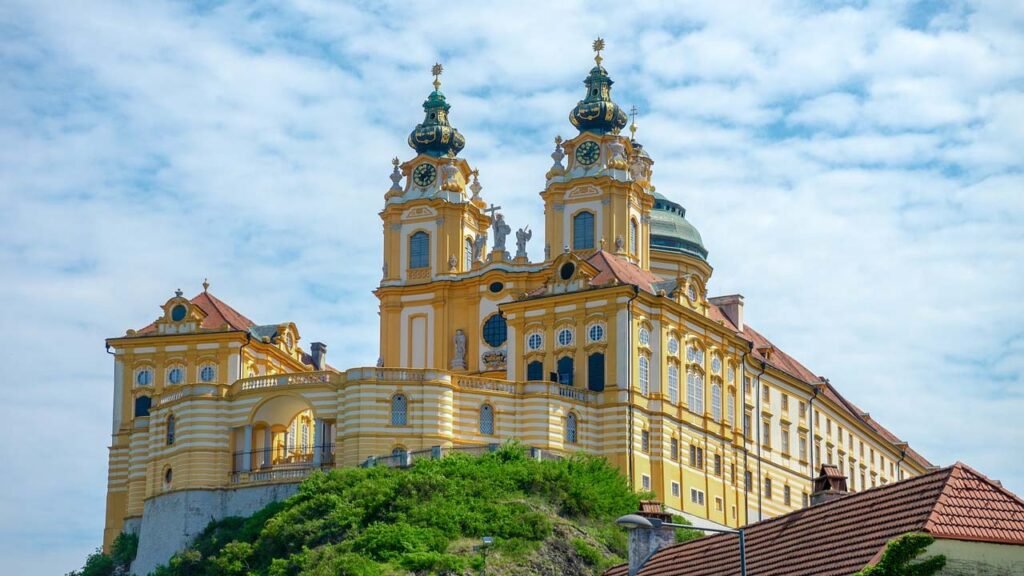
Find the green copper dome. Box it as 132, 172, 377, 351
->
650, 192, 708, 260
408, 68, 466, 158
569, 54, 628, 135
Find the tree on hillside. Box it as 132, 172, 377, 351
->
856, 533, 946, 576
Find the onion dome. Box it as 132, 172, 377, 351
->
408, 63, 466, 158
650, 192, 708, 260
569, 38, 628, 135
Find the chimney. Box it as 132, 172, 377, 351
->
811, 464, 849, 506
625, 502, 676, 576
709, 294, 744, 331
310, 342, 327, 371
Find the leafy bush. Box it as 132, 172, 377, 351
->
102, 443, 641, 575
856, 533, 946, 576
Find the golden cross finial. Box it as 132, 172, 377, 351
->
593, 37, 605, 65
431, 62, 443, 90
629, 105, 639, 138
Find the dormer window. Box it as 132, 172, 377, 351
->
286, 332, 295, 351
171, 304, 187, 322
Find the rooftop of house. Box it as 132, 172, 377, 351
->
605, 462, 1024, 576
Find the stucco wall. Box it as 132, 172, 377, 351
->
927, 539, 1024, 575
131, 483, 300, 576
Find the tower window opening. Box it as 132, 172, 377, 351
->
572, 212, 595, 250
409, 231, 430, 269
391, 394, 408, 426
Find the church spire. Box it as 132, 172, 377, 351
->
569, 38, 628, 135
408, 63, 466, 157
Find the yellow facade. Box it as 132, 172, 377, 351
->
101, 47, 932, 552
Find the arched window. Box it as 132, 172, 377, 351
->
565, 412, 578, 444
166, 415, 176, 445
668, 364, 680, 404
134, 396, 151, 417
629, 218, 638, 254
712, 384, 722, 421
464, 237, 474, 270
687, 371, 705, 414
479, 404, 494, 435
409, 232, 429, 269
572, 211, 595, 250
527, 360, 544, 381
638, 355, 650, 395
726, 392, 735, 425
482, 314, 508, 348
391, 446, 405, 457
391, 394, 408, 426
587, 352, 605, 392
557, 356, 574, 386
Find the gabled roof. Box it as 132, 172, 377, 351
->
137, 291, 256, 335
586, 250, 664, 294
605, 463, 1024, 576
725, 311, 931, 469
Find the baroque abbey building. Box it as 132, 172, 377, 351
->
103, 43, 931, 569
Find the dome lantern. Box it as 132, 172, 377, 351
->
569, 38, 629, 135
408, 63, 466, 157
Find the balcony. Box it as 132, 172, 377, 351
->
230, 444, 336, 485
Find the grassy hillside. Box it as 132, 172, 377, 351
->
88, 444, 677, 576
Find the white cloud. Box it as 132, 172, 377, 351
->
1, 1, 1022, 574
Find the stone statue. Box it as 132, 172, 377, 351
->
550, 136, 565, 170
629, 156, 646, 183
441, 160, 461, 193
473, 233, 488, 262
451, 329, 467, 369
607, 139, 628, 170
448, 254, 457, 271
515, 226, 532, 259
615, 234, 625, 253
492, 214, 511, 251
376, 356, 384, 367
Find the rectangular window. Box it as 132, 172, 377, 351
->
697, 447, 704, 469
744, 376, 752, 396
714, 454, 722, 476
762, 420, 771, 448
850, 464, 856, 490
764, 477, 772, 500
743, 412, 751, 437
670, 437, 679, 461
671, 481, 680, 497
837, 427, 843, 444
730, 463, 736, 484
799, 435, 808, 461
799, 401, 806, 420
784, 485, 791, 506
861, 472, 866, 489
690, 488, 705, 506
642, 474, 651, 491
860, 441, 865, 458
781, 428, 790, 455
745, 471, 752, 493
827, 447, 834, 465
762, 384, 770, 403
826, 418, 832, 435
849, 434, 854, 450
641, 430, 650, 454
870, 448, 875, 465
781, 394, 789, 411
409, 232, 430, 269
815, 443, 821, 465
802, 492, 809, 508
689, 445, 697, 467
726, 394, 735, 425
715, 497, 723, 512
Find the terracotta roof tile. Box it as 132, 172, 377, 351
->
605, 463, 1024, 576
137, 291, 256, 335
586, 250, 664, 294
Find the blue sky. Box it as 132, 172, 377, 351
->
1, 1, 1022, 573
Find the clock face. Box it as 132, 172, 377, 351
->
575, 141, 600, 166
412, 163, 436, 187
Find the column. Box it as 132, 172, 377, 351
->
263, 428, 272, 468
313, 418, 325, 466
242, 425, 253, 472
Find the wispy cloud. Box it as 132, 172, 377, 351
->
1, 1, 1022, 573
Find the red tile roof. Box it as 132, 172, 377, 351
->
136, 291, 256, 335
587, 250, 664, 294
605, 462, 1024, 576
732, 319, 931, 469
